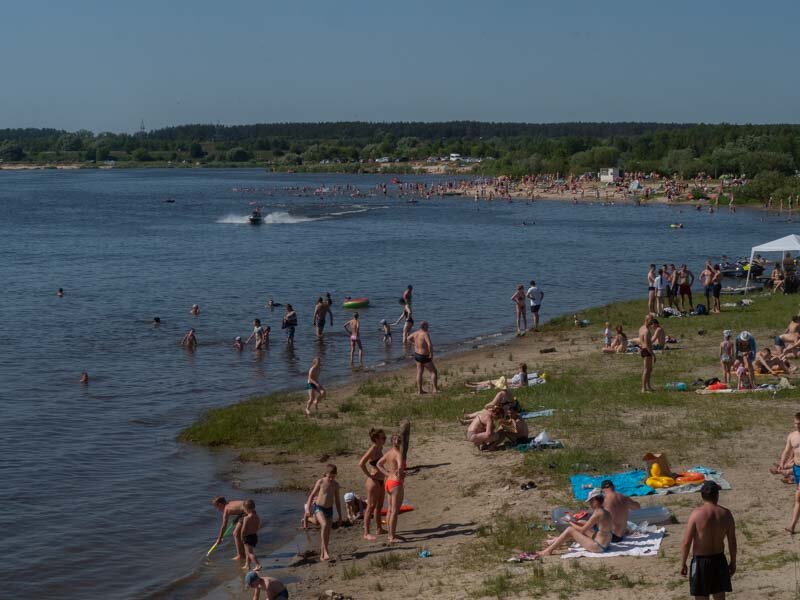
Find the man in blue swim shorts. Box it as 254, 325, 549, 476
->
776, 412, 800, 533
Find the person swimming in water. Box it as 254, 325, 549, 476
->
190, 304, 200, 316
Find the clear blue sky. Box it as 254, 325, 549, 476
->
2, 0, 799, 132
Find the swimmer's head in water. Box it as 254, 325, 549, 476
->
235, 336, 242, 342
153, 317, 161, 323
244, 571, 259, 587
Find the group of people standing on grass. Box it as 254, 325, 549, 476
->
647, 261, 724, 316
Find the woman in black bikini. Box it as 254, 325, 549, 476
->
358, 428, 387, 541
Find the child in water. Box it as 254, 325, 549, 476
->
241, 499, 261, 571
381, 319, 392, 344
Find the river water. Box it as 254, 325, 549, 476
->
0, 169, 792, 599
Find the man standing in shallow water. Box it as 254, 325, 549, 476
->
680, 481, 736, 600
407, 321, 439, 394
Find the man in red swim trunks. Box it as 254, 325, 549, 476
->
407, 321, 439, 395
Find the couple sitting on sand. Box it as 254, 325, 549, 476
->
532, 480, 640, 558
462, 377, 529, 451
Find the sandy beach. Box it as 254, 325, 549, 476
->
188, 293, 800, 599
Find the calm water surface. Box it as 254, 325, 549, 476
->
0, 169, 793, 599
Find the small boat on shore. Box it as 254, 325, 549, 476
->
248, 209, 262, 225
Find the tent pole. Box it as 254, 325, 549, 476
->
744, 249, 755, 295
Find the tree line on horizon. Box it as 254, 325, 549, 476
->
2, 121, 800, 201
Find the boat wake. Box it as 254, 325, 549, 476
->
216, 211, 315, 224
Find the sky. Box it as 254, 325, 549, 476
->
2, 0, 799, 132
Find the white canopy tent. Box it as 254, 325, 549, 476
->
744, 234, 800, 293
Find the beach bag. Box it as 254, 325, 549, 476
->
695, 304, 707, 315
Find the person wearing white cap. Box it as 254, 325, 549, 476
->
532, 488, 615, 558
734, 331, 756, 389
343, 492, 367, 522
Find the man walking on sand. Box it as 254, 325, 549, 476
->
639, 314, 655, 392
407, 321, 439, 394
680, 481, 736, 599
600, 480, 640, 541
526, 280, 544, 331
775, 412, 800, 533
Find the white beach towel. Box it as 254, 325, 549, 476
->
560, 529, 665, 559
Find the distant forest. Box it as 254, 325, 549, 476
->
2, 121, 800, 200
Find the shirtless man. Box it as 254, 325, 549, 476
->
343, 313, 363, 367
778, 413, 800, 533
511, 285, 527, 334
211, 496, 247, 560
305, 357, 326, 415
680, 481, 736, 599
305, 464, 343, 561
407, 321, 439, 394
639, 315, 655, 392
651, 319, 666, 349
647, 264, 657, 315
776, 316, 800, 353
700, 262, 714, 308
755, 347, 797, 375
678, 264, 695, 312
600, 480, 640, 541
466, 406, 502, 450
312, 297, 332, 338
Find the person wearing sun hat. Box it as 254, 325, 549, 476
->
735, 331, 756, 389
244, 571, 289, 599
532, 488, 615, 558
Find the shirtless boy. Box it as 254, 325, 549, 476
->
680, 481, 736, 599
305, 357, 326, 416
305, 464, 343, 561
211, 496, 247, 560
638, 315, 655, 392
599, 480, 640, 541
241, 499, 262, 571
344, 313, 363, 367
407, 321, 439, 394
778, 413, 800, 533
244, 571, 289, 600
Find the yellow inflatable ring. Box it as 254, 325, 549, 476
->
646, 476, 676, 488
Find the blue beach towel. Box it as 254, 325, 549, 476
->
570, 470, 652, 501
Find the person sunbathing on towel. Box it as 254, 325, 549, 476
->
533, 489, 614, 558
466, 406, 502, 451
756, 347, 797, 375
